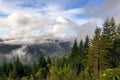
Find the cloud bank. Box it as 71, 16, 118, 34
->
0, 0, 120, 42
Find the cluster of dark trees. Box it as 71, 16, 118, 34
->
0, 17, 120, 80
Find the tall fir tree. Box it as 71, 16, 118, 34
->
38, 53, 47, 68
101, 17, 117, 69
75, 39, 84, 75
88, 27, 101, 79
108, 24, 120, 68
68, 39, 78, 69
79, 39, 84, 54
83, 35, 90, 63
84, 35, 90, 50
71, 39, 78, 56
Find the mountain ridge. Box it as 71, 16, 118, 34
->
0, 39, 72, 64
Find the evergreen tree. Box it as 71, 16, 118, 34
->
79, 39, 84, 54
47, 56, 51, 65
117, 24, 120, 36
82, 35, 90, 68
101, 17, 117, 69
38, 53, 47, 68
13, 56, 25, 78
71, 39, 78, 56
32, 62, 38, 74
37, 53, 48, 79
24, 64, 32, 76
75, 39, 84, 75
88, 27, 101, 79
109, 39, 120, 68
84, 35, 90, 50
2, 60, 12, 77
108, 24, 120, 68
67, 39, 78, 68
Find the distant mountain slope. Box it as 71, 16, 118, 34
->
0, 43, 21, 53
0, 39, 72, 64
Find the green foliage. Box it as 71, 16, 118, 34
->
71, 39, 78, 57
100, 67, 120, 80
87, 17, 120, 80
88, 27, 102, 75
38, 53, 47, 68
0, 17, 120, 80
47, 65, 77, 80
47, 56, 51, 65
100, 17, 117, 69
84, 35, 90, 50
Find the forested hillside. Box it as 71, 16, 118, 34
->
0, 17, 120, 80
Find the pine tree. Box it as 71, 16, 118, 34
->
84, 35, 90, 57
88, 27, 101, 79
74, 39, 84, 75
82, 35, 90, 68
117, 24, 120, 36
67, 39, 81, 74
68, 39, 78, 68
2, 60, 10, 77
37, 53, 48, 79
75, 36, 90, 76
109, 39, 120, 68
108, 24, 120, 68
13, 56, 25, 78
32, 62, 38, 74
71, 39, 78, 56
79, 39, 84, 54
100, 17, 117, 69
38, 53, 47, 68
47, 57, 51, 65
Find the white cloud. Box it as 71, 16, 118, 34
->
0, 12, 81, 40
0, 13, 45, 37
0, 0, 120, 42
0, 11, 99, 42
6, 13, 54, 36
0, 0, 85, 40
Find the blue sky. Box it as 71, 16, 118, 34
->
0, 0, 120, 40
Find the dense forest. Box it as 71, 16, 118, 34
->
0, 17, 120, 80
